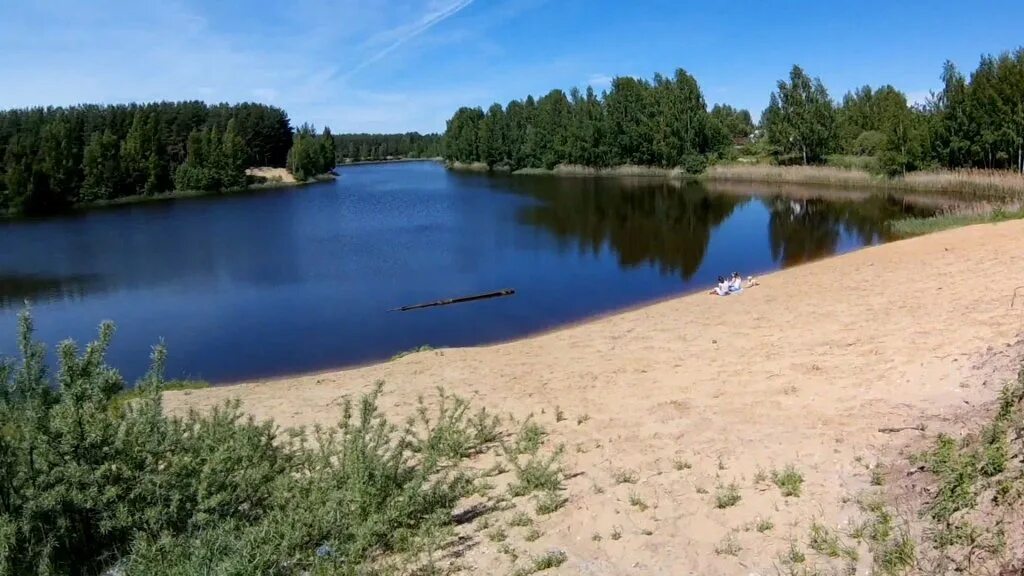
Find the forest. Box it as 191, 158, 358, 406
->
763, 47, 1024, 174
333, 132, 443, 162
443, 69, 753, 173
0, 102, 335, 217
444, 47, 1024, 177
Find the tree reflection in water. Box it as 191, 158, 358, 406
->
510, 176, 936, 278
515, 178, 745, 280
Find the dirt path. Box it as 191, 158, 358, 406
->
167, 219, 1024, 575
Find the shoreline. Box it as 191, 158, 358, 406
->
338, 157, 442, 167
167, 218, 1024, 574
1, 172, 337, 220
447, 160, 1024, 199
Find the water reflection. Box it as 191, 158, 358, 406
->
507, 178, 745, 280
502, 176, 936, 278
764, 194, 933, 266
0, 273, 102, 309
0, 191, 304, 309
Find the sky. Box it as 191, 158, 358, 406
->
2, 0, 1023, 134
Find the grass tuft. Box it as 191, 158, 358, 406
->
628, 491, 649, 511
534, 490, 568, 515
507, 445, 564, 497
512, 418, 547, 455
714, 483, 742, 509
772, 465, 805, 497
511, 550, 567, 575
390, 344, 434, 360
807, 522, 858, 561
714, 533, 742, 556
612, 469, 639, 484
508, 511, 533, 527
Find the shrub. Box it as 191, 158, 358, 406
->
772, 465, 805, 497
534, 490, 567, 515
507, 445, 564, 497
612, 469, 639, 484
406, 387, 502, 462
0, 309, 484, 575
513, 417, 547, 455
714, 483, 742, 508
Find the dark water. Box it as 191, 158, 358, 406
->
0, 162, 935, 383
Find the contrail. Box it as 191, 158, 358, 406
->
341, 0, 475, 80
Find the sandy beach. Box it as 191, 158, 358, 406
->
167, 219, 1024, 575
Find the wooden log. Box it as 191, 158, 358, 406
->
389, 289, 515, 312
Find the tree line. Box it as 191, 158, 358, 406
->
763, 47, 1024, 174
443, 46, 1024, 178
0, 102, 336, 217
443, 69, 754, 174
334, 132, 442, 162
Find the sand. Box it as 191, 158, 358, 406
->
166, 219, 1024, 575
246, 166, 297, 183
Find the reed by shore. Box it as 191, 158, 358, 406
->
704, 164, 1024, 199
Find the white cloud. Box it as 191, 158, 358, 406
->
0, 0, 547, 133
586, 73, 614, 89
340, 0, 476, 80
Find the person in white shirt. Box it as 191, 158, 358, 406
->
710, 276, 731, 296
729, 272, 743, 292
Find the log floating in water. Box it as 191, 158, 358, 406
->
389, 289, 515, 312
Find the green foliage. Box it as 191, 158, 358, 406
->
391, 344, 435, 360
714, 483, 742, 508
762, 65, 837, 165
510, 550, 567, 575
710, 104, 755, 139
286, 124, 336, 181
807, 522, 858, 561
612, 469, 639, 485
443, 69, 736, 170
772, 465, 805, 497
173, 120, 250, 192
920, 434, 981, 524
512, 417, 547, 455
507, 511, 532, 527
533, 490, 567, 515
406, 387, 502, 462
507, 445, 564, 497
714, 533, 742, 556
334, 132, 443, 161
628, 491, 648, 511
0, 309, 486, 575
785, 541, 806, 565
0, 102, 294, 216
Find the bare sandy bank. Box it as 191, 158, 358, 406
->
167, 219, 1024, 575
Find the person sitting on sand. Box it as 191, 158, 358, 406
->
710, 276, 731, 296
729, 272, 743, 292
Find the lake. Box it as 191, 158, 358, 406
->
0, 161, 935, 383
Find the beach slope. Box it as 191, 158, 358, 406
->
167, 219, 1024, 574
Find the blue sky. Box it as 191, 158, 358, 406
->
2, 0, 1023, 133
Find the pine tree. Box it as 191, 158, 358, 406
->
81, 130, 122, 202
221, 119, 249, 190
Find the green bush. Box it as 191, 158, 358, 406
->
679, 154, 708, 175
0, 309, 481, 575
